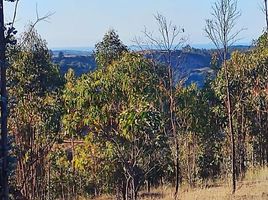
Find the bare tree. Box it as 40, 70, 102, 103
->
205, 0, 242, 194
137, 13, 186, 199
263, 0, 268, 32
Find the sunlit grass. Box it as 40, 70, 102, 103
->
141, 167, 268, 200
92, 167, 268, 200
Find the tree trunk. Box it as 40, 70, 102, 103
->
71, 136, 76, 199
0, 1, 9, 199
174, 138, 179, 199
224, 60, 236, 194
131, 178, 135, 200
265, 0, 268, 32
125, 176, 130, 200
167, 55, 179, 199
146, 179, 151, 193
48, 159, 51, 200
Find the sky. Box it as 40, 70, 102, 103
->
4, 0, 265, 49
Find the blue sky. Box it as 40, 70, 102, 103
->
4, 0, 265, 49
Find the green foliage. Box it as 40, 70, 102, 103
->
212, 32, 268, 175
174, 84, 223, 184
94, 29, 128, 68
61, 52, 168, 197
58, 32, 268, 197
7, 28, 64, 200
5, 21, 268, 199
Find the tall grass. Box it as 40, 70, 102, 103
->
93, 167, 268, 200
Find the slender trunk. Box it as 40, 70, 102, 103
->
167, 50, 179, 199
221, 42, 236, 194
258, 110, 263, 166
223, 56, 236, 194
71, 136, 76, 199
48, 159, 51, 200
227, 80, 236, 194
266, 114, 268, 165
0, 1, 9, 199
125, 176, 130, 200
265, 0, 268, 32
131, 178, 135, 200
240, 106, 246, 177
174, 139, 179, 198
146, 180, 151, 193
252, 139, 254, 167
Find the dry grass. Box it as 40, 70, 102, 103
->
93, 167, 268, 200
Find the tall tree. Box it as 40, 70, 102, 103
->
1, 0, 19, 199
62, 52, 168, 200
213, 32, 268, 173
7, 28, 63, 200
264, 0, 268, 32
140, 13, 185, 199
94, 29, 128, 69
1, 2, 53, 198
205, 0, 242, 194
0, 1, 8, 199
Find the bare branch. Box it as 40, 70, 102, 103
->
18, 6, 55, 47
31, 5, 55, 30
11, 0, 19, 29
204, 0, 242, 194
204, 0, 243, 60
264, 0, 268, 32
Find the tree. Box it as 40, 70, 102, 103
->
94, 29, 128, 68
205, 0, 242, 194
139, 13, 186, 199
58, 51, 64, 60
0, 2, 54, 198
264, 0, 268, 32
62, 52, 168, 200
7, 28, 63, 200
1, 1, 19, 199
0, 1, 8, 199
211, 33, 268, 184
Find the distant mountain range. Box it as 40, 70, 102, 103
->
52, 45, 251, 86
51, 43, 251, 53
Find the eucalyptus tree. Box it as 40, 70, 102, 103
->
212, 32, 268, 184
0, 2, 55, 198
138, 13, 186, 199
205, 0, 243, 193
0, 1, 8, 198
94, 29, 128, 69
174, 84, 200, 186
7, 28, 63, 200
62, 52, 168, 200
0, 1, 19, 199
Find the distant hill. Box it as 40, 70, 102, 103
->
53, 54, 95, 76
52, 50, 92, 57
52, 45, 251, 86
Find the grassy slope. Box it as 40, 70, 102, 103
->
93, 167, 268, 200
142, 167, 268, 200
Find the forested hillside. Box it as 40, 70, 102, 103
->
52, 46, 251, 87
0, 0, 267, 200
